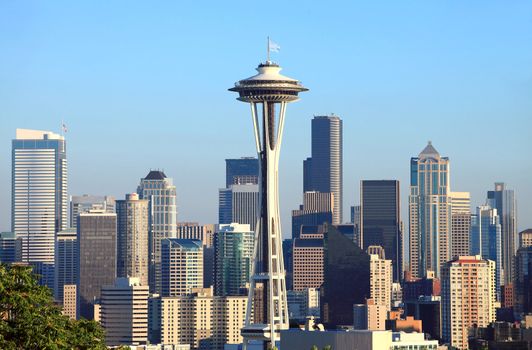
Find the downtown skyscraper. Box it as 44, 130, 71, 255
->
12, 129, 68, 289
360, 180, 402, 281
137, 170, 177, 293
409, 142, 451, 279
487, 182, 517, 285
303, 115, 343, 224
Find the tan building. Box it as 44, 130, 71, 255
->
292, 237, 324, 291
177, 222, 215, 248
116, 193, 150, 286
62, 284, 77, 320
369, 247, 392, 311
161, 239, 203, 297
450, 192, 471, 259
101, 277, 149, 347
159, 288, 247, 350
519, 229, 532, 249
353, 299, 387, 331
442, 256, 496, 350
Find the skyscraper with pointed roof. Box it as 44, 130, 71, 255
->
409, 142, 451, 279
138, 170, 177, 293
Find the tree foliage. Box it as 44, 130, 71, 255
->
0, 264, 106, 349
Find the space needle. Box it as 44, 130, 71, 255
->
229, 42, 308, 350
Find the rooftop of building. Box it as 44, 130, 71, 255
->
15, 128, 64, 141
165, 238, 203, 250
143, 170, 167, 180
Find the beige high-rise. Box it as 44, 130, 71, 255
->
450, 192, 471, 259
101, 277, 149, 347
442, 256, 496, 350
159, 288, 247, 350
369, 247, 392, 311
116, 193, 149, 286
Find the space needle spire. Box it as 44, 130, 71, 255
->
229, 57, 308, 349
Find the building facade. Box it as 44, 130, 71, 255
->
450, 191, 471, 259
77, 210, 117, 319
368, 247, 392, 311
361, 180, 401, 281
409, 142, 451, 279
137, 170, 178, 293
487, 183, 517, 285
116, 193, 149, 286
101, 277, 149, 347
225, 157, 259, 187
292, 237, 324, 291
158, 288, 247, 350
12, 129, 68, 289
471, 205, 503, 300
292, 191, 333, 239
54, 228, 77, 303
218, 184, 259, 231
441, 256, 496, 350
161, 239, 203, 297
213, 223, 253, 296
0, 232, 16, 264
70, 194, 115, 229
303, 115, 343, 224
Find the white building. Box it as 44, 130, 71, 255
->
161, 239, 203, 297
101, 277, 149, 347
12, 129, 67, 289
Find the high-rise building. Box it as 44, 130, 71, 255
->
62, 284, 77, 320
12, 129, 67, 289
514, 247, 532, 316
487, 182, 517, 285
361, 180, 401, 281
101, 277, 149, 347
116, 193, 149, 286
77, 210, 117, 320
409, 142, 451, 279
351, 205, 361, 247
450, 192, 471, 259
471, 205, 503, 300
441, 256, 496, 350
177, 222, 215, 247
158, 287, 247, 350
218, 184, 259, 230
303, 115, 343, 225
321, 225, 370, 328
54, 228, 77, 303
213, 223, 253, 296
292, 191, 333, 239
137, 170, 177, 294
292, 237, 324, 291
404, 296, 442, 341
519, 229, 532, 249
229, 59, 307, 348
286, 288, 320, 322
161, 238, 203, 297
177, 222, 215, 288
368, 246, 392, 311
0, 232, 16, 264
69, 195, 115, 229
225, 157, 259, 187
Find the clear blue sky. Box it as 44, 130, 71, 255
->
1, 1, 531, 235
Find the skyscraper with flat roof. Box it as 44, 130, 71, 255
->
450, 192, 471, 259
225, 157, 259, 187
214, 223, 254, 296
303, 115, 343, 224
487, 182, 517, 285
137, 170, 177, 293
161, 238, 203, 297
77, 210, 117, 320
219, 184, 259, 230
292, 191, 333, 239
54, 228, 77, 304
12, 128, 67, 289
70, 195, 115, 229
361, 180, 401, 281
409, 142, 451, 279
116, 193, 149, 286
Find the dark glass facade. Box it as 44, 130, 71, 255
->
361, 180, 402, 281
225, 158, 259, 187
320, 225, 370, 328
77, 213, 117, 319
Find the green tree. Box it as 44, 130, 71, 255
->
0, 263, 106, 349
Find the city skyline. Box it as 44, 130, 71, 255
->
1, 1, 531, 234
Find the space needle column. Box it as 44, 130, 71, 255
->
230, 61, 307, 349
